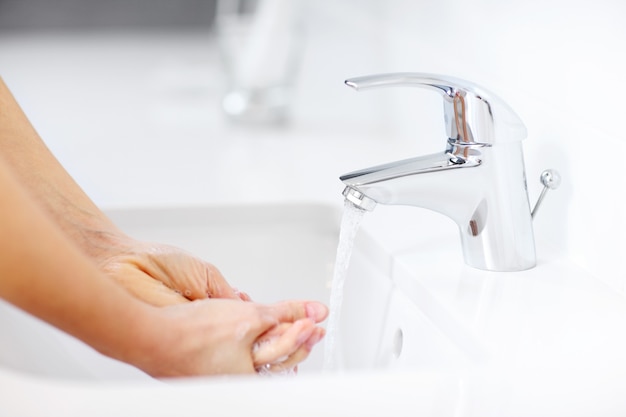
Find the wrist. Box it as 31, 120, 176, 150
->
112, 303, 182, 377
95, 298, 167, 374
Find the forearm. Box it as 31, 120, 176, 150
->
0, 77, 124, 260
0, 155, 154, 364
0, 77, 238, 306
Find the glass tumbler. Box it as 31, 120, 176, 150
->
214, 0, 305, 126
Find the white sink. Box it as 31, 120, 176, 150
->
2, 203, 626, 416
3, 202, 626, 377
0, 201, 480, 380
0, 202, 473, 379
107, 203, 475, 375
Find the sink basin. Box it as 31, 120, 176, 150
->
0, 202, 474, 379
3, 202, 626, 417
108, 202, 474, 374
333, 229, 475, 372
3, 200, 624, 376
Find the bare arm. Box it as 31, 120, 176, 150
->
0, 77, 238, 305
0, 78, 115, 257
0, 153, 154, 366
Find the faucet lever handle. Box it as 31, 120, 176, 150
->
345, 72, 527, 146
531, 169, 561, 219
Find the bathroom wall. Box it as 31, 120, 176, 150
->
314, 0, 626, 292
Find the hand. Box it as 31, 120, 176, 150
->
253, 322, 326, 375
132, 298, 328, 377
92, 234, 330, 375
94, 234, 248, 306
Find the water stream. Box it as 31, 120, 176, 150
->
323, 200, 366, 370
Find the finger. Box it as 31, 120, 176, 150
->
257, 327, 326, 375
169, 260, 232, 301
256, 362, 297, 376
252, 322, 289, 345
306, 302, 329, 322
233, 288, 252, 302
135, 246, 210, 301
138, 245, 238, 302
109, 265, 189, 306
204, 263, 241, 300
251, 319, 315, 366
252, 321, 312, 366
261, 300, 329, 325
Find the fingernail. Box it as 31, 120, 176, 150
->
305, 302, 328, 321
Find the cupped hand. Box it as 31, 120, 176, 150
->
133, 298, 328, 377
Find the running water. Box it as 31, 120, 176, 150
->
323, 199, 366, 370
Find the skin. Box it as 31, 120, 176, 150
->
0, 77, 327, 376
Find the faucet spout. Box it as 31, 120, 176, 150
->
341, 142, 481, 219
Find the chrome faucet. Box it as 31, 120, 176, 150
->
340, 73, 535, 271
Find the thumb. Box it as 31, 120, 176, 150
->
262, 300, 329, 325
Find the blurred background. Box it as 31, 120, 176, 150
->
0, 0, 217, 30
0, 0, 625, 292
